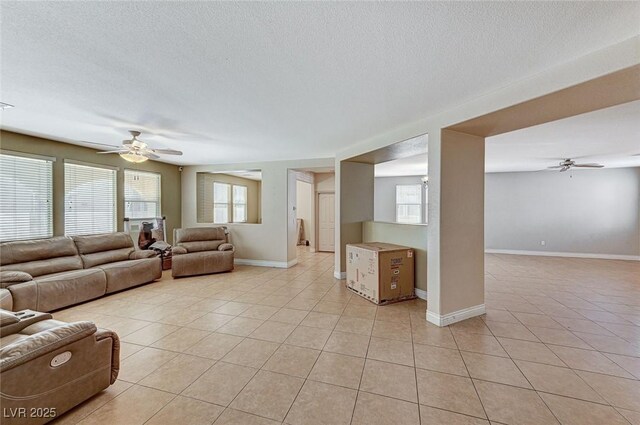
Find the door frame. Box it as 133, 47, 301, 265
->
316, 191, 335, 252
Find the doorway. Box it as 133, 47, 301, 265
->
318, 192, 335, 252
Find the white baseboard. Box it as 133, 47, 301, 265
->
426, 304, 485, 327
235, 258, 295, 268
415, 288, 427, 301
334, 271, 346, 280
485, 249, 640, 261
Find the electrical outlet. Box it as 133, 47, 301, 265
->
541, 240, 546, 246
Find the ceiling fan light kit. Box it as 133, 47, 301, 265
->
119, 151, 148, 163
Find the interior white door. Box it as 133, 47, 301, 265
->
318, 193, 335, 252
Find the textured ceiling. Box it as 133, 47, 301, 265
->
1, 2, 639, 165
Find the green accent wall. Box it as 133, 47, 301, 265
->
0, 130, 182, 243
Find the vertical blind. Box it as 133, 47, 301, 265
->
0, 153, 53, 242
124, 170, 161, 219
396, 184, 422, 224
64, 162, 117, 236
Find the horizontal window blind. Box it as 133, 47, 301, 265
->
64, 162, 116, 236
233, 185, 247, 222
124, 169, 161, 219
0, 153, 53, 241
396, 184, 422, 224
213, 182, 230, 223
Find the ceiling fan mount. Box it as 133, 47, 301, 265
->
547, 158, 604, 172
96, 130, 183, 163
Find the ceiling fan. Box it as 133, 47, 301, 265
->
97, 130, 183, 163
547, 158, 604, 172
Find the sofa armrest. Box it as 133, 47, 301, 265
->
0, 321, 97, 372
0, 271, 33, 289
0, 310, 19, 327
129, 250, 158, 260
218, 243, 235, 252
0, 289, 13, 311
95, 328, 120, 384
172, 246, 188, 255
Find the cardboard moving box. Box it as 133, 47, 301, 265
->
346, 242, 416, 305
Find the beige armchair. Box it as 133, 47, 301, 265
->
171, 227, 235, 278
0, 309, 120, 425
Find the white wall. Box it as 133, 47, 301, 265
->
374, 176, 426, 223
374, 168, 640, 258
315, 173, 335, 193
182, 158, 333, 267
485, 167, 640, 258
296, 180, 315, 248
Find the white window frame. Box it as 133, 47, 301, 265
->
64, 160, 117, 236
0, 151, 54, 242
124, 169, 162, 220
232, 184, 248, 223
395, 184, 423, 224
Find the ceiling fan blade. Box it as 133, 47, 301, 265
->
559, 166, 570, 172
573, 164, 604, 168
142, 152, 161, 160
149, 148, 183, 155
97, 150, 130, 154
547, 165, 564, 169
81, 141, 121, 149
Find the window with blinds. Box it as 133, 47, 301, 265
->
213, 182, 230, 223
232, 185, 248, 222
396, 184, 422, 224
64, 162, 117, 236
124, 170, 161, 219
0, 152, 53, 242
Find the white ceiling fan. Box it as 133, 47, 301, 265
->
96, 130, 183, 163
547, 158, 604, 172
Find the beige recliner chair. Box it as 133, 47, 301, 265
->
171, 227, 235, 278
0, 309, 119, 425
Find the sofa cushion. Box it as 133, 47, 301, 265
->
96, 258, 161, 294
72, 232, 134, 255
7, 269, 107, 312
0, 256, 84, 279
0, 236, 78, 266
180, 240, 223, 253
176, 227, 227, 243
0, 271, 33, 288
0, 237, 83, 278
81, 248, 134, 269
73, 232, 136, 268
172, 250, 234, 278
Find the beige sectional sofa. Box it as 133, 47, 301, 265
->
0, 232, 161, 312
172, 227, 235, 278
0, 308, 120, 425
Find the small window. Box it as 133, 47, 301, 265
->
213, 182, 230, 223
64, 162, 117, 236
396, 184, 422, 224
0, 152, 53, 241
125, 170, 161, 219
232, 185, 248, 223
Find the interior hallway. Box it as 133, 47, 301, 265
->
49, 249, 640, 425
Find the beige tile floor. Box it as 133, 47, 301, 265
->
49, 249, 640, 425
